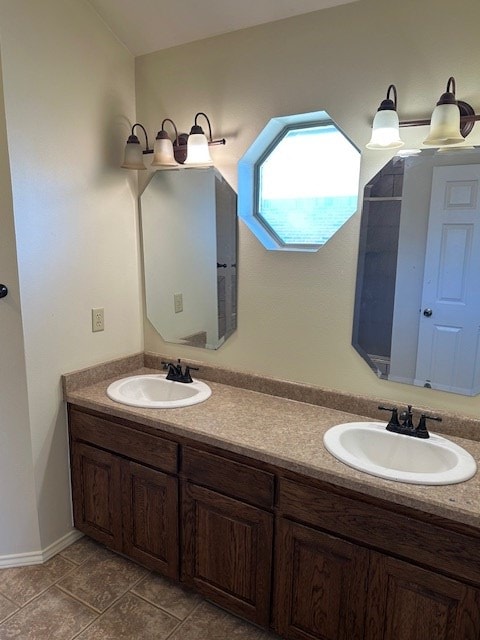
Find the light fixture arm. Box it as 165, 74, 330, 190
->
386, 84, 397, 109
194, 112, 226, 146
446, 76, 456, 95
374, 84, 398, 112
194, 112, 212, 140
130, 123, 153, 154
161, 118, 179, 145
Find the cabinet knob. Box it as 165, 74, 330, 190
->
0, 284, 8, 299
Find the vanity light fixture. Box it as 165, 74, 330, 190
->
367, 77, 480, 150
121, 113, 226, 170
423, 77, 471, 146
151, 118, 180, 168
121, 123, 151, 170
185, 112, 225, 167
366, 84, 404, 150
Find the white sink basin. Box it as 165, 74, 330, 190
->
107, 374, 211, 409
323, 422, 477, 485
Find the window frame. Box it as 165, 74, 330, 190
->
238, 111, 360, 252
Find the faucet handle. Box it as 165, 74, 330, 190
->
182, 365, 199, 383
161, 362, 175, 378
416, 413, 442, 439
378, 405, 400, 430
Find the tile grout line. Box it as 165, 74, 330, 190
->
52, 584, 102, 615
55, 583, 108, 615
0, 556, 78, 613
0, 603, 21, 628
0, 561, 95, 634
55, 546, 150, 613
164, 599, 206, 640
0, 589, 20, 608
68, 570, 156, 640
127, 589, 186, 622
57, 554, 85, 567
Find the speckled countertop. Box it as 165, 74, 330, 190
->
63, 358, 480, 531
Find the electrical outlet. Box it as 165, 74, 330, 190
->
174, 293, 183, 314
92, 307, 104, 332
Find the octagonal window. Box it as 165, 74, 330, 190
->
239, 111, 361, 251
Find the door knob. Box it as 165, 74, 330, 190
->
0, 284, 8, 299
423, 308, 433, 317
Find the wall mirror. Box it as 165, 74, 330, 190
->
141, 168, 237, 349
353, 147, 480, 396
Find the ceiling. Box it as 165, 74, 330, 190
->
87, 0, 359, 57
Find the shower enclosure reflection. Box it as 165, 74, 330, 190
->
353, 147, 480, 396
141, 168, 237, 350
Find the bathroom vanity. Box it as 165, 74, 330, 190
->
65, 360, 480, 640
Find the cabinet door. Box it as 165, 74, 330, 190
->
367, 553, 480, 640
274, 518, 369, 640
122, 460, 179, 579
182, 482, 273, 626
70, 441, 122, 551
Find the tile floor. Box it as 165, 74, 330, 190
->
0, 537, 280, 639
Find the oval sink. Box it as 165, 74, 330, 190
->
107, 374, 211, 409
323, 422, 477, 485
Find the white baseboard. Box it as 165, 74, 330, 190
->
0, 529, 84, 569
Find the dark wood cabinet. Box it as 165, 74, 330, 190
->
68, 404, 480, 640
274, 516, 480, 640
182, 450, 273, 626
121, 460, 178, 579
366, 553, 480, 640
275, 477, 480, 640
274, 518, 369, 640
69, 407, 179, 579
71, 441, 123, 552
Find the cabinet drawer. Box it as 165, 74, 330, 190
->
279, 477, 480, 587
182, 446, 274, 509
69, 407, 177, 473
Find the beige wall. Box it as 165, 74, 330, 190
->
0, 0, 142, 554
137, 0, 480, 418
0, 48, 41, 557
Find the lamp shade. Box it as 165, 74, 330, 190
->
151, 130, 178, 167
366, 109, 404, 149
185, 125, 213, 166
121, 135, 147, 170
423, 103, 465, 146
366, 86, 404, 150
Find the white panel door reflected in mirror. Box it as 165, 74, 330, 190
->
353, 148, 480, 396
141, 168, 237, 350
